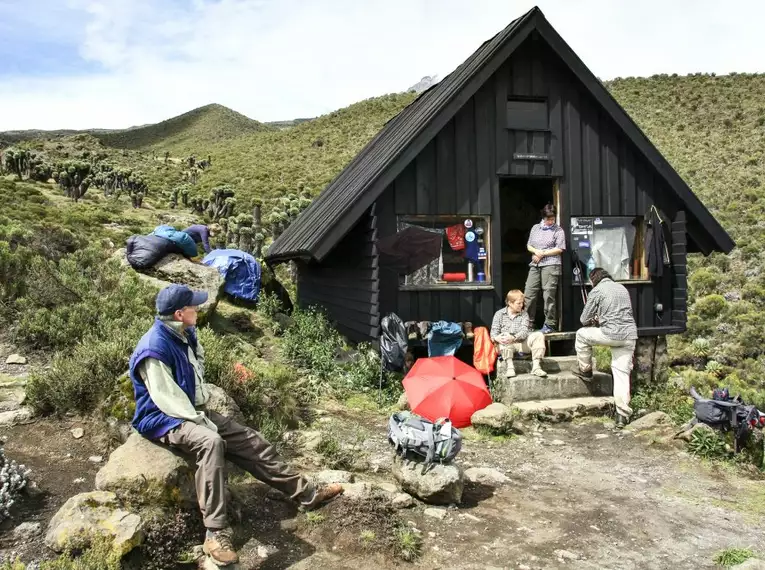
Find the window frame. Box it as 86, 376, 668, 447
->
395, 214, 494, 291
569, 215, 650, 284
506, 97, 549, 131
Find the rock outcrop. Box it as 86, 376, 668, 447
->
391, 456, 464, 505
470, 403, 514, 434
45, 491, 143, 555
95, 433, 196, 507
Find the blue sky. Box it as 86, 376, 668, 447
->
0, 0, 763, 130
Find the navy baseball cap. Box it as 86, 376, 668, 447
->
156, 284, 208, 315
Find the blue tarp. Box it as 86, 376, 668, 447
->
427, 320, 463, 357
152, 225, 198, 258
202, 249, 261, 302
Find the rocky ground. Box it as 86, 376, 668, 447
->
2, 393, 764, 569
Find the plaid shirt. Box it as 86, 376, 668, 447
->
580, 278, 638, 341
490, 308, 530, 342
527, 221, 566, 267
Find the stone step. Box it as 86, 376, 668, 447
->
506, 355, 579, 374
512, 396, 614, 422
493, 370, 613, 403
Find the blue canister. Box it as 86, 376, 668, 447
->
476, 272, 486, 282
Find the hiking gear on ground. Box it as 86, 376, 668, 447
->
151, 225, 198, 257
156, 284, 208, 315
540, 324, 555, 334
388, 411, 462, 467
690, 386, 763, 452
202, 249, 261, 302
125, 234, 181, 270
378, 225, 443, 274
380, 313, 408, 372
403, 355, 492, 428
472, 326, 498, 376
572, 368, 593, 383
427, 320, 463, 357
204, 527, 239, 565
532, 361, 547, 377
303, 483, 345, 511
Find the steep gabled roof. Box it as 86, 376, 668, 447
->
266, 7, 734, 263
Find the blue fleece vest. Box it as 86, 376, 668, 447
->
129, 318, 199, 439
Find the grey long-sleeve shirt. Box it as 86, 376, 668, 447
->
580, 278, 638, 341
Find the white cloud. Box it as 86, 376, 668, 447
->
0, 0, 763, 130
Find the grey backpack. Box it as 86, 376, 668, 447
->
388, 411, 462, 467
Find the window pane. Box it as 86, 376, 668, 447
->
506, 99, 548, 130
570, 216, 646, 281
391, 216, 490, 287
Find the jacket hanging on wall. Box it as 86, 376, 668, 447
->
644, 206, 670, 278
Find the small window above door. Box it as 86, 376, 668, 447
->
506, 98, 548, 130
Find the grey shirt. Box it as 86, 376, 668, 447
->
490, 308, 531, 342
580, 278, 638, 341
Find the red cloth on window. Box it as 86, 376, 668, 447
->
442, 272, 467, 282
445, 224, 466, 251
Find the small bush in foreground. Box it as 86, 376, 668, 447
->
688, 428, 729, 460
394, 526, 423, 562
0, 447, 30, 522
713, 547, 755, 567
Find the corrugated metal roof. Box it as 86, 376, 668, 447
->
266, 6, 734, 262
266, 8, 536, 262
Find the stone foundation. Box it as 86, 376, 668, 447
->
633, 336, 669, 392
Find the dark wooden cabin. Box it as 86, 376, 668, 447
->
266, 6, 734, 344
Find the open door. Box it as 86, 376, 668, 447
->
498, 177, 558, 329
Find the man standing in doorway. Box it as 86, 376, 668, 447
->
572, 268, 637, 427
524, 203, 565, 334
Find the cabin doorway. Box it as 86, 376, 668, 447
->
499, 177, 558, 329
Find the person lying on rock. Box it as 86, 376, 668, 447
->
128, 284, 344, 566
182, 224, 216, 255
490, 289, 547, 378
572, 267, 637, 428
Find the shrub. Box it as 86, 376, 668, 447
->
0, 447, 30, 522
136, 508, 204, 570
26, 320, 151, 415
713, 547, 755, 567
688, 427, 729, 460
256, 291, 283, 320
39, 536, 121, 570
692, 294, 727, 320
282, 306, 344, 381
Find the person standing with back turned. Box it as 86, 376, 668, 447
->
524, 203, 565, 334
572, 268, 638, 427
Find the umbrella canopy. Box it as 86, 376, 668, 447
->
403, 356, 492, 428
377, 226, 442, 274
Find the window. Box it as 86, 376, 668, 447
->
386, 216, 491, 288
569, 216, 647, 282
506, 98, 548, 130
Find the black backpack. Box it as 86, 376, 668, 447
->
380, 313, 408, 372
689, 386, 763, 452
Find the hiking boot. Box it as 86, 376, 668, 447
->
615, 414, 629, 429
504, 361, 516, 378
572, 367, 593, 383
531, 361, 547, 377
303, 483, 344, 511
463, 322, 474, 340
203, 527, 239, 566
540, 324, 555, 334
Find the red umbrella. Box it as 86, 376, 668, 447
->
403, 356, 492, 428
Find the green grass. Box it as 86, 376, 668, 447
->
394, 526, 423, 562
305, 511, 326, 525
713, 547, 756, 567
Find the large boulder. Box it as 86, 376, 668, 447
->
625, 411, 673, 432
95, 433, 196, 507
471, 403, 514, 434
113, 250, 224, 322
205, 383, 245, 423
45, 491, 143, 555
391, 456, 464, 505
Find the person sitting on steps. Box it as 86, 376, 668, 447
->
128, 284, 344, 566
490, 289, 548, 378
571, 267, 638, 428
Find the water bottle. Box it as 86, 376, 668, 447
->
586, 255, 596, 279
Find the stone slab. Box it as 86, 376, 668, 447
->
495, 371, 613, 403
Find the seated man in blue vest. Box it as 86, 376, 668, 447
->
129, 284, 344, 566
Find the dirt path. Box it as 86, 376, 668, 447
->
0, 404, 762, 569
274, 404, 765, 570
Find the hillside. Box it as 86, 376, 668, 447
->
95, 103, 271, 152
